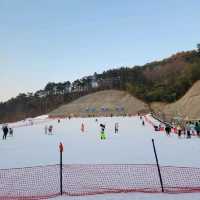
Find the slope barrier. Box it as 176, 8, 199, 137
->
1, 164, 200, 199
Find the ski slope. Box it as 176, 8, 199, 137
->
0, 115, 200, 199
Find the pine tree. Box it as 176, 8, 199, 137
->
197, 44, 200, 54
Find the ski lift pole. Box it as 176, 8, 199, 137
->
59, 142, 64, 195
152, 139, 164, 192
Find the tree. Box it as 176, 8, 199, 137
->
64, 81, 71, 88
56, 82, 65, 94
197, 44, 200, 54
44, 82, 56, 92
72, 80, 82, 91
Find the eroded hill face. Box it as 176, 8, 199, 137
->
49, 90, 149, 117
151, 80, 200, 120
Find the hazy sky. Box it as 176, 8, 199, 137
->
0, 0, 200, 102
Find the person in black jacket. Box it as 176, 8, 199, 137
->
114, 122, 119, 133
2, 125, 9, 140
165, 124, 171, 136
142, 120, 145, 126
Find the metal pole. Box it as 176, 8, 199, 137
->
59, 142, 63, 196
152, 139, 164, 192
60, 150, 63, 195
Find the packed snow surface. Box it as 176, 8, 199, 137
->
0, 115, 200, 199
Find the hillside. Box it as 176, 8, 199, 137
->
151, 80, 200, 120
1, 49, 200, 123
49, 90, 149, 117
163, 80, 200, 120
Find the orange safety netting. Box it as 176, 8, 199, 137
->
1, 164, 200, 199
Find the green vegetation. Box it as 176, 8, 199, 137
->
101, 50, 200, 102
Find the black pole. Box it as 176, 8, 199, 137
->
152, 139, 164, 192
60, 150, 63, 195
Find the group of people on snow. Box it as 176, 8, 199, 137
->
175, 121, 200, 138
80, 119, 119, 140
100, 122, 119, 140
156, 120, 200, 139
150, 112, 200, 138
2, 116, 121, 141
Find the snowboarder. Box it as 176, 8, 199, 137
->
114, 122, 119, 133
2, 125, 9, 140
100, 124, 106, 140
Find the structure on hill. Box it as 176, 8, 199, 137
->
49, 90, 149, 117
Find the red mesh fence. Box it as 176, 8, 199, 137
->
0, 164, 200, 199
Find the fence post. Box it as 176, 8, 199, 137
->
152, 139, 164, 192
59, 142, 64, 195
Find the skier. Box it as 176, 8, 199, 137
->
195, 122, 200, 137
165, 124, 171, 136
9, 128, 13, 136
176, 124, 182, 137
142, 120, 145, 126
186, 123, 191, 139
44, 125, 48, 134
81, 123, 85, 133
48, 125, 53, 135
182, 125, 186, 137
114, 122, 119, 133
2, 125, 9, 140
154, 125, 159, 131
100, 124, 106, 140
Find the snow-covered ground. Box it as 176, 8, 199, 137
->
0, 115, 200, 199
53, 192, 200, 200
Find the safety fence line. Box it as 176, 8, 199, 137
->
144, 115, 166, 132
0, 164, 200, 199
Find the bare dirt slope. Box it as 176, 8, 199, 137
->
151, 80, 200, 120
49, 90, 149, 117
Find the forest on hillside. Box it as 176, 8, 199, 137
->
0, 46, 200, 123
